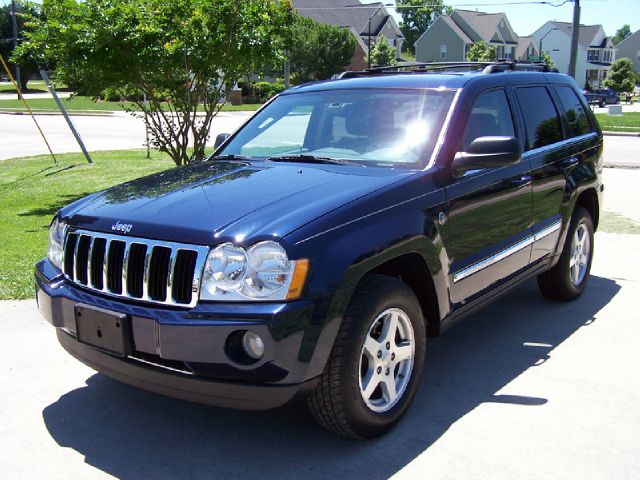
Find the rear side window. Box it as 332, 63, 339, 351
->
462, 89, 515, 150
515, 86, 562, 150
556, 86, 592, 137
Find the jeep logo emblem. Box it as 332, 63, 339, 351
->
111, 221, 133, 234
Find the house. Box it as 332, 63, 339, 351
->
615, 29, 640, 72
291, 0, 404, 68
415, 9, 519, 63
532, 21, 616, 88
516, 36, 539, 62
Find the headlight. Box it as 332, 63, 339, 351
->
200, 241, 309, 302
47, 217, 67, 271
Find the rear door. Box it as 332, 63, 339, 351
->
442, 88, 533, 306
514, 83, 598, 264
512, 85, 566, 263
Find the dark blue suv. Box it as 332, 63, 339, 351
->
36, 62, 603, 439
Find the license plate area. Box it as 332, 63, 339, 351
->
74, 304, 131, 357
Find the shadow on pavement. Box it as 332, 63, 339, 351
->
42, 276, 620, 480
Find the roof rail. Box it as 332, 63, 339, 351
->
338, 60, 558, 78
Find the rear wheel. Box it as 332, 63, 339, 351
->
307, 275, 426, 439
599, 98, 606, 108
537, 206, 594, 301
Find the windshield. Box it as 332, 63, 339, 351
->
217, 88, 456, 169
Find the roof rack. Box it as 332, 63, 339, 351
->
339, 60, 558, 78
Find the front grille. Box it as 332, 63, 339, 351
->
63, 229, 209, 307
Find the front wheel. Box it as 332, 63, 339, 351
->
537, 206, 594, 301
307, 275, 426, 439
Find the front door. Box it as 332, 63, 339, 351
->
441, 88, 533, 306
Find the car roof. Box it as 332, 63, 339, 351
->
284, 70, 575, 94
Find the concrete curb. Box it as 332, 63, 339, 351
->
603, 131, 640, 137
604, 163, 640, 169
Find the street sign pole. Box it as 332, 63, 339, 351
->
40, 70, 93, 164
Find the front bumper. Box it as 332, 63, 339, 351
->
35, 259, 335, 410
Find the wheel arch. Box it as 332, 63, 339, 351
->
575, 187, 600, 230
365, 252, 443, 337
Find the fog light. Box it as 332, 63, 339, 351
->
242, 332, 265, 360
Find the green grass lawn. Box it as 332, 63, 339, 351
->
0, 150, 175, 299
0, 80, 52, 93
595, 112, 640, 132
0, 95, 260, 113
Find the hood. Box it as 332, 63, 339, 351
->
60, 160, 410, 245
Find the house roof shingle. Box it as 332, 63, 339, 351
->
440, 15, 472, 44
454, 10, 505, 42
291, 0, 399, 37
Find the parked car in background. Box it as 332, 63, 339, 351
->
583, 88, 620, 107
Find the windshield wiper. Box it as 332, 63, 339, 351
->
267, 154, 363, 166
212, 154, 252, 161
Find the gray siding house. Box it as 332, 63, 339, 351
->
415, 9, 519, 62
616, 29, 640, 72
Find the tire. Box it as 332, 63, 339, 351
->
537, 206, 594, 301
307, 275, 426, 439
599, 99, 606, 108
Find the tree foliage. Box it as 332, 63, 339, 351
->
540, 50, 555, 68
396, 0, 451, 55
16, 0, 293, 166
0, 1, 41, 90
465, 42, 496, 62
370, 37, 396, 67
604, 58, 637, 94
289, 16, 356, 83
612, 24, 632, 45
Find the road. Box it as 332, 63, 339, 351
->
1, 110, 639, 167
0, 111, 254, 161
0, 168, 639, 479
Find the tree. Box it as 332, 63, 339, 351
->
289, 16, 356, 83
612, 24, 632, 45
466, 42, 496, 62
604, 58, 637, 94
0, 1, 41, 91
540, 50, 555, 68
16, 0, 293, 166
370, 36, 396, 67
397, 0, 452, 55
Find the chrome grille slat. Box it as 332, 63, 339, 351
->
102, 238, 111, 292
142, 246, 153, 301
62, 229, 209, 308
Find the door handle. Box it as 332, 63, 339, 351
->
562, 156, 580, 168
511, 175, 532, 187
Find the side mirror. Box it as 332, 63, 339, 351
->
214, 133, 231, 150
452, 136, 522, 176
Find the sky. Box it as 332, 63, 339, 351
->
361, 0, 637, 37
2, 0, 637, 38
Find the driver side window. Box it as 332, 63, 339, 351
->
463, 89, 516, 150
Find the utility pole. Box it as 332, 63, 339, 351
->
10, 0, 21, 98
567, 0, 580, 78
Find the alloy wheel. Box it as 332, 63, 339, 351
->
358, 308, 415, 413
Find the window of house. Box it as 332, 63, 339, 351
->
440, 44, 447, 59
556, 86, 592, 138
462, 89, 515, 150
515, 86, 562, 150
